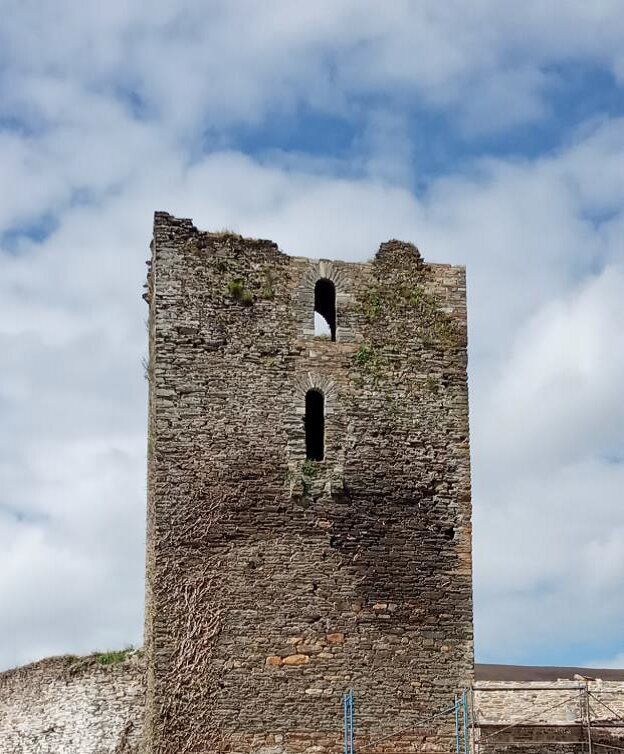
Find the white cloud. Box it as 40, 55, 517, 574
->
479, 266, 624, 472
2, 1, 624, 138
0, 439, 145, 667
0, 1, 624, 671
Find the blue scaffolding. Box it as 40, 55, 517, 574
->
343, 689, 355, 754
455, 690, 472, 754
341, 687, 473, 753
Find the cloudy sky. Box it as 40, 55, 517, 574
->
1, 1, 624, 672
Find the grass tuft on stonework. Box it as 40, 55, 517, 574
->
227, 279, 254, 306
94, 647, 135, 665
210, 227, 242, 238
261, 269, 276, 300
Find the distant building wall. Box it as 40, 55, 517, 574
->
144, 213, 473, 754
0, 654, 144, 754
475, 678, 624, 754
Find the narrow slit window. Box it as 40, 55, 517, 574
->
305, 389, 325, 461
314, 278, 336, 341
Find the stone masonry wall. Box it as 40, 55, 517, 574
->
0, 653, 144, 754
3, 655, 623, 754
144, 212, 473, 754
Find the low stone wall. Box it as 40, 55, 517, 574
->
0, 652, 144, 754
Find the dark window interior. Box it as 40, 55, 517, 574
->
314, 278, 336, 341
305, 389, 325, 461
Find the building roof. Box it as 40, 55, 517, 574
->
475, 663, 624, 682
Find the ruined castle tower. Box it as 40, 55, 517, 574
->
144, 212, 473, 754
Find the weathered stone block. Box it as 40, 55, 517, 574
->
282, 654, 310, 666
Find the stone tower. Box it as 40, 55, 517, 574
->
144, 212, 473, 754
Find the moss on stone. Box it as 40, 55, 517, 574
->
353, 344, 385, 383
301, 459, 317, 477
358, 278, 461, 349
354, 344, 374, 366
360, 288, 382, 321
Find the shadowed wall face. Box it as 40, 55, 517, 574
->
143, 213, 473, 754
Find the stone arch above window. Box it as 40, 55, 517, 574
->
292, 373, 337, 412
297, 261, 355, 342
286, 373, 344, 497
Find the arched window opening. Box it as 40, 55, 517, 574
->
305, 389, 325, 461
314, 278, 336, 341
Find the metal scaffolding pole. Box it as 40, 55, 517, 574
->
583, 683, 593, 754
343, 689, 355, 754
455, 694, 461, 754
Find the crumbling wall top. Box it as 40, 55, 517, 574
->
152, 212, 437, 271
